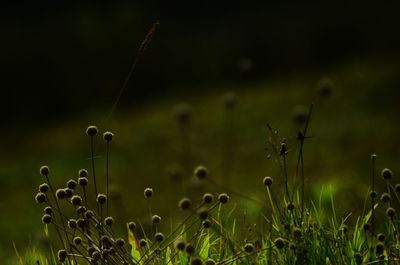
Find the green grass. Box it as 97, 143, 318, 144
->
2, 55, 400, 264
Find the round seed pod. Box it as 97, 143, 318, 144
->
381, 168, 393, 180
78, 169, 88, 178
44, 206, 52, 215
198, 209, 208, 220
154, 248, 161, 255
104, 216, 114, 226
191, 257, 203, 265
293, 227, 302, 239
101, 235, 111, 245
287, 202, 295, 211
68, 219, 77, 229
152, 215, 161, 225
64, 188, 73, 199
66, 179, 77, 190
179, 197, 192, 210
396, 184, 400, 192
71, 195, 82, 206
194, 166, 208, 180
87, 246, 95, 256
128, 221, 136, 231
218, 193, 229, 204
77, 218, 86, 228
103, 131, 114, 142
263, 176, 273, 187
376, 242, 384, 255
386, 207, 395, 218
243, 243, 254, 253
42, 214, 52, 224
144, 188, 153, 198
202, 193, 214, 204
175, 239, 186, 251
116, 238, 125, 247
369, 190, 377, 198
185, 243, 195, 255
202, 219, 212, 229
39, 183, 49, 193
377, 233, 385, 242
380, 193, 391, 203
35, 193, 46, 204
154, 232, 165, 243
57, 249, 67, 263
91, 250, 101, 261
86, 125, 98, 137
139, 239, 147, 248
274, 238, 285, 249
73, 236, 82, 245
78, 177, 88, 187
40, 166, 49, 176
56, 189, 66, 200
205, 259, 216, 265
84, 210, 94, 219
76, 206, 86, 214
96, 194, 107, 205
371, 154, 377, 160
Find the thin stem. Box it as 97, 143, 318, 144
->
106, 140, 110, 217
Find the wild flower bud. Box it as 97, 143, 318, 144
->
380, 193, 391, 203
115, 238, 125, 247
87, 246, 95, 256
377, 233, 385, 242
369, 190, 377, 198
386, 207, 395, 218
67, 179, 77, 190
381, 168, 393, 180
154, 232, 165, 243
263, 176, 273, 186
84, 210, 94, 219
40, 166, 49, 176
57, 249, 67, 262
64, 188, 73, 198
202, 193, 214, 204
396, 184, 400, 192
68, 219, 77, 229
35, 193, 46, 204
194, 166, 208, 180
144, 188, 153, 198
44, 206, 52, 215
202, 219, 212, 229
78, 177, 88, 186
244, 243, 254, 253
293, 227, 302, 239
175, 239, 186, 251
205, 259, 216, 265
185, 243, 195, 255
96, 194, 107, 205
77, 218, 86, 228
179, 198, 192, 210
104, 216, 114, 226
128, 221, 136, 231
371, 154, 377, 160
101, 235, 111, 244
56, 189, 66, 200
73, 236, 82, 245
139, 239, 147, 247
218, 193, 229, 204
78, 169, 88, 178
287, 203, 295, 211
191, 257, 203, 265
39, 183, 49, 193
376, 242, 384, 255
86, 126, 98, 137
274, 237, 285, 249
91, 250, 101, 261
42, 214, 52, 224
103, 131, 114, 142
71, 195, 82, 206
76, 206, 86, 214
152, 215, 161, 225
198, 209, 208, 220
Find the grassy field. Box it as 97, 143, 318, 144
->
2, 56, 400, 264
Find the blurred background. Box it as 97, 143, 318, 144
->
1, 0, 400, 262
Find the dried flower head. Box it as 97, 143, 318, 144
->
377, 233, 385, 242
86, 125, 98, 137
144, 188, 153, 198
39, 183, 49, 193
381, 168, 393, 180
44, 206, 52, 215
42, 214, 52, 224
376, 242, 384, 255
380, 193, 391, 203
73, 236, 82, 245
202, 193, 214, 204
175, 239, 186, 251
205, 259, 216, 265
386, 207, 395, 218
191, 257, 203, 265
64, 188, 73, 198
198, 209, 208, 220
103, 131, 114, 142
194, 166, 208, 180
35, 193, 46, 204
68, 219, 77, 229
78, 169, 88, 178
154, 232, 165, 243
244, 243, 254, 253
128, 221, 136, 231
369, 190, 377, 198
96, 194, 107, 205
152, 215, 161, 225
173, 103, 192, 124
203, 219, 212, 229
218, 193, 229, 204
263, 176, 273, 186
78, 177, 88, 187
185, 243, 195, 255
40, 166, 49, 176
105, 216, 114, 226
223, 91, 238, 109
139, 239, 147, 248
179, 197, 192, 210
116, 238, 125, 247
57, 249, 67, 262
71, 195, 82, 206
274, 237, 285, 249
66, 179, 77, 190
55, 189, 66, 200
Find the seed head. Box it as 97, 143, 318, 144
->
179, 197, 192, 210
78, 177, 88, 186
203, 219, 212, 229
202, 193, 214, 204
57, 249, 68, 262
64, 188, 73, 198
76, 206, 86, 214
287, 202, 295, 211
56, 189, 66, 200
293, 227, 302, 239
39, 183, 49, 193
35, 193, 46, 204
175, 239, 186, 251
152, 215, 161, 225
101, 235, 111, 245
369, 190, 377, 199
116, 238, 125, 247
91, 250, 101, 261
86, 125, 98, 137
243, 243, 254, 253
173, 103, 192, 124
198, 209, 208, 220
381, 168, 393, 180
191, 257, 203, 265
218, 193, 229, 204
40, 166, 49, 176
396, 184, 400, 192
42, 214, 52, 224
144, 188, 153, 198
96, 194, 107, 205
84, 210, 94, 219
223, 91, 238, 109
128, 221, 136, 231
71, 195, 82, 206
376, 242, 384, 255
44, 206, 52, 215
185, 243, 195, 255
274, 237, 285, 249
77, 218, 86, 228
386, 207, 395, 218
66, 179, 77, 190
380, 193, 391, 203
103, 131, 114, 142
73, 236, 82, 245
263, 176, 273, 186
139, 239, 147, 248
371, 154, 377, 160
79, 169, 88, 178
205, 259, 216, 265
154, 232, 165, 243
377, 233, 385, 242
194, 166, 208, 180
104, 216, 114, 226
